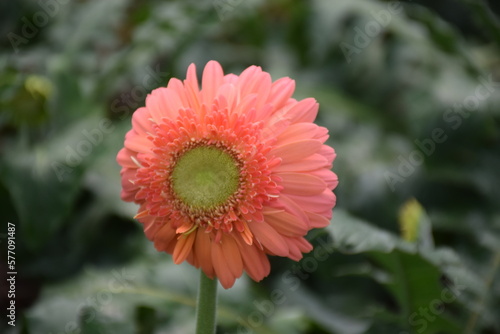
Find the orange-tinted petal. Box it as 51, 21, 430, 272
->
278, 172, 327, 195
153, 224, 177, 253
210, 234, 245, 289
269, 139, 322, 164
306, 211, 331, 228
309, 169, 339, 190
234, 234, 271, 282
172, 233, 196, 264
285, 189, 336, 217
194, 228, 215, 278
265, 210, 308, 237
249, 221, 289, 257
223, 235, 244, 278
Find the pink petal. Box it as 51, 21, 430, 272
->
318, 144, 337, 165
236, 65, 261, 98
120, 186, 136, 202
249, 222, 289, 257
253, 72, 272, 111
234, 235, 271, 282
172, 233, 196, 264
184, 63, 201, 110
215, 83, 237, 112
268, 77, 295, 111
194, 229, 215, 278
270, 195, 309, 225
233, 94, 257, 117
296, 237, 314, 252
285, 189, 336, 217
153, 224, 177, 254
224, 73, 238, 85
142, 214, 164, 240
309, 169, 339, 190
146, 87, 183, 122
314, 126, 329, 143
276, 123, 319, 145
269, 139, 322, 164
124, 130, 153, 154
212, 241, 236, 289
306, 211, 331, 228
260, 113, 291, 142
235, 67, 272, 118
222, 235, 244, 278
117, 147, 139, 168
167, 78, 190, 107
201, 60, 224, 105
120, 168, 139, 200
264, 210, 308, 237
283, 236, 312, 261
132, 107, 154, 135
285, 98, 319, 124
273, 154, 329, 172
278, 172, 327, 195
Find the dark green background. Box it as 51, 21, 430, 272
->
1, 0, 499, 333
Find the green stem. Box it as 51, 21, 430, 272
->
195, 271, 218, 334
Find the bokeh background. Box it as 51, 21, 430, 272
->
1, 0, 500, 333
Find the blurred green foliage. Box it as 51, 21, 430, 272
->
1, 0, 499, 333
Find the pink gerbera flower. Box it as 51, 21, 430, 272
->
117, 61, 338, 289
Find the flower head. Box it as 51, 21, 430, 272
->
117, 61, 338, 288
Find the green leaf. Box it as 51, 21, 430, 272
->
0, 111, 110, 251
0, 144, 84, 251
328, 209, 415, 254
370, 250, 461, 334
328, 210, 462, 333
285, 287, 371, 334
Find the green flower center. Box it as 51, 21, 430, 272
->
171, 146, 240, 210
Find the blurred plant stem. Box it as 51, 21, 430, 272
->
195, 271, 218, 334
464, 250, 500, 334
